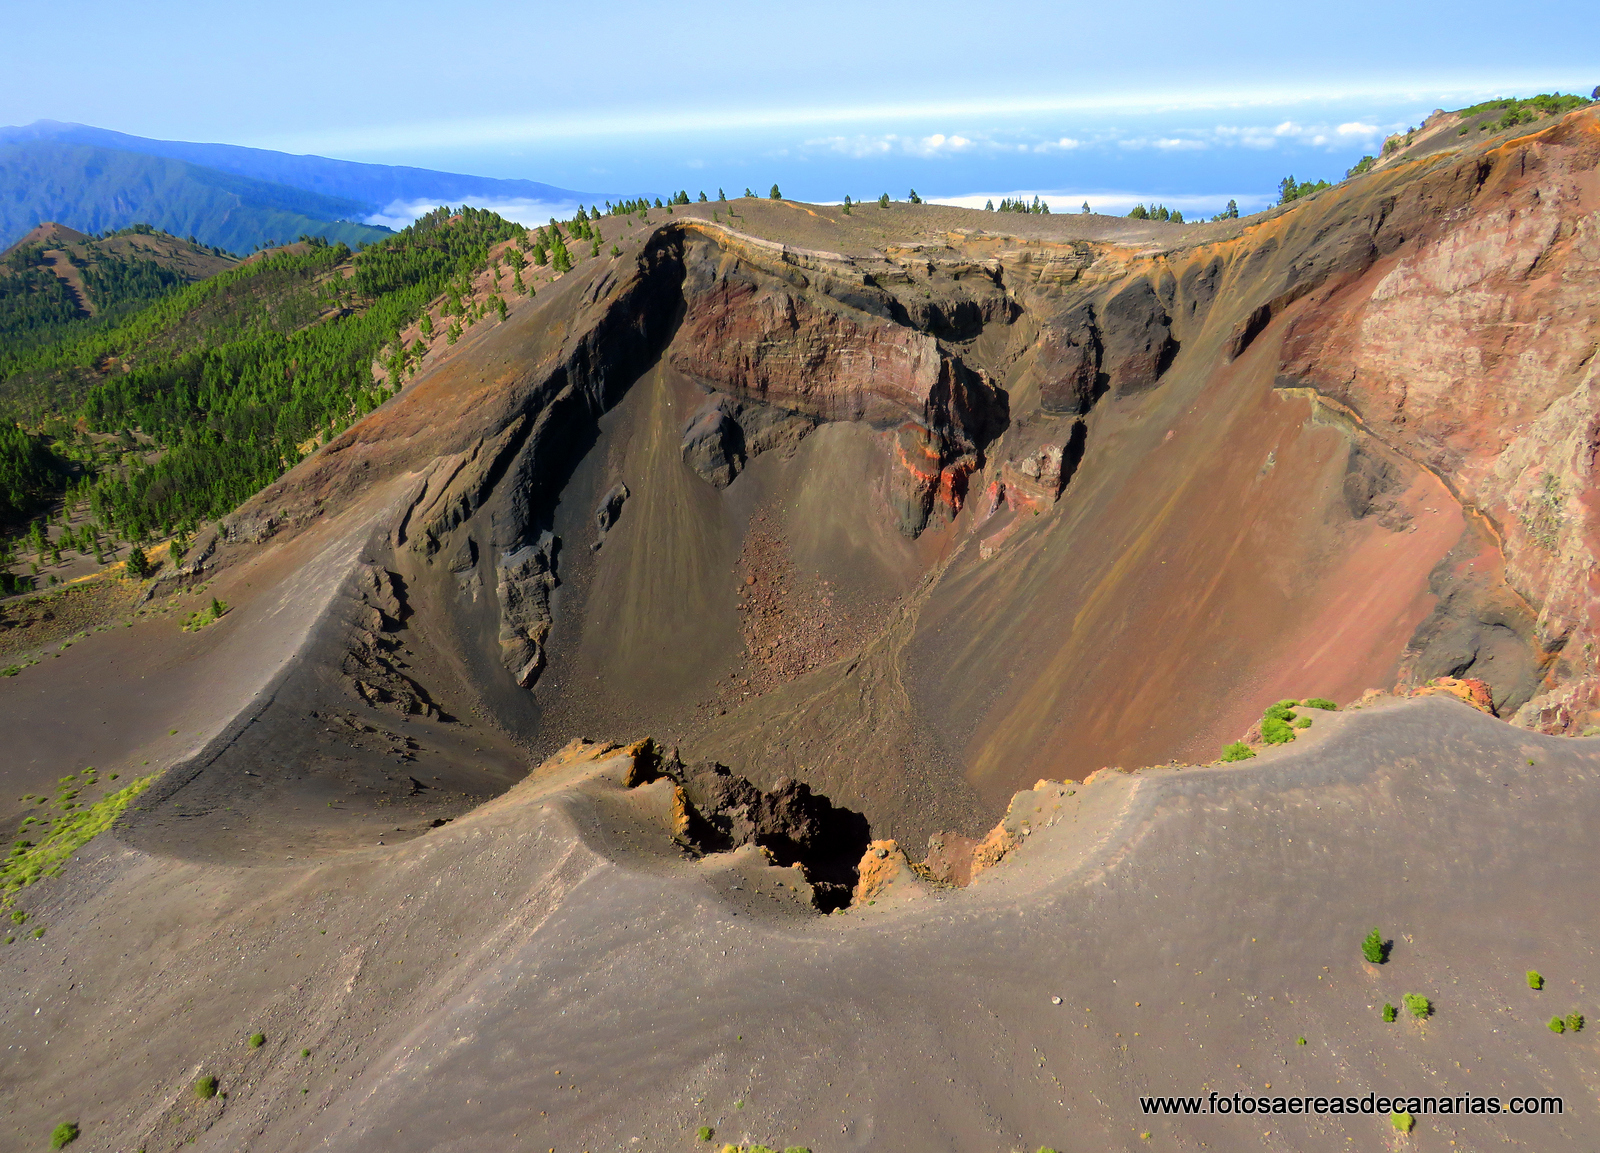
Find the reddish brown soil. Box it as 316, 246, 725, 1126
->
724, 519, 881, 703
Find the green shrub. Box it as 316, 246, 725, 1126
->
181, 597, 229, 632
1259, 700, 1300, 744
301, 1048, 311, 1058
697, 1127, 713, 1142
1549, 1016, 1566, 1034
784, 1148, 813, 1153
1567, 1012, 1584, 1033
1220, 741, 1256, 762
1260, 716, 1297, 744
248, 1032, 265, 1048
50, 1121, 79, 1149
1392, 1111, 1414, 1132
1362, 927, 1387, 964
194, 1074, 218, 1099
1528, 970, 1544, 990
1294, 716, 1312, 729
1403, 993, 1432, 1019
1297, 1036, 1306, 1045
1382, 1003, 1397, 1022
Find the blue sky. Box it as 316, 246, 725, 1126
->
6, 0, 1597, 220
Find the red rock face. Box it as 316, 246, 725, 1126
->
670, 275, 948, 429
667, 241, 1002, 534
1271, 111, 1600, 730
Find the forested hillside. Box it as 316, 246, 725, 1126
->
0, 223, 238, 358
0, 206, 541, 593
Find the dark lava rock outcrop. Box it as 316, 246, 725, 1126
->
627, 744, 871, 911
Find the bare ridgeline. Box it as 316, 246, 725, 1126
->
5, 107, 1600, 1152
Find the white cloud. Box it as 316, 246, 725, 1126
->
1202, 118, 1403, 150
364, 197, 584, 231
1032, 136, 1081, 152
263, 75, 1588, 154
808, 131, 976, 158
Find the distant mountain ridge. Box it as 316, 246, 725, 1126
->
0, 139, 393, 254
0, 121, 600, 220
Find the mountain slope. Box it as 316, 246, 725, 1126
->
1, 220, 236, 321
0, 120, 600, 220
0, 140, 392, 253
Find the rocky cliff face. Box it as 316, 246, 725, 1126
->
1265, 112, 1600, 730
666, 232, 1009, 534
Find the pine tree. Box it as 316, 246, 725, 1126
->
1081, 201, 1091, 214
908, 189, 922, 204
718, 188, 726, 201
985, 199, 994, 211
878, 193, 890, 208
698, 191, 707, 202
125, 544, 152, 578
769, 184, 782, 200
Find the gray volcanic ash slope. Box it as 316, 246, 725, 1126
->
4, 702, 1598, 1151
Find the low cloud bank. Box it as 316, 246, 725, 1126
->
365, 196, 590, 231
